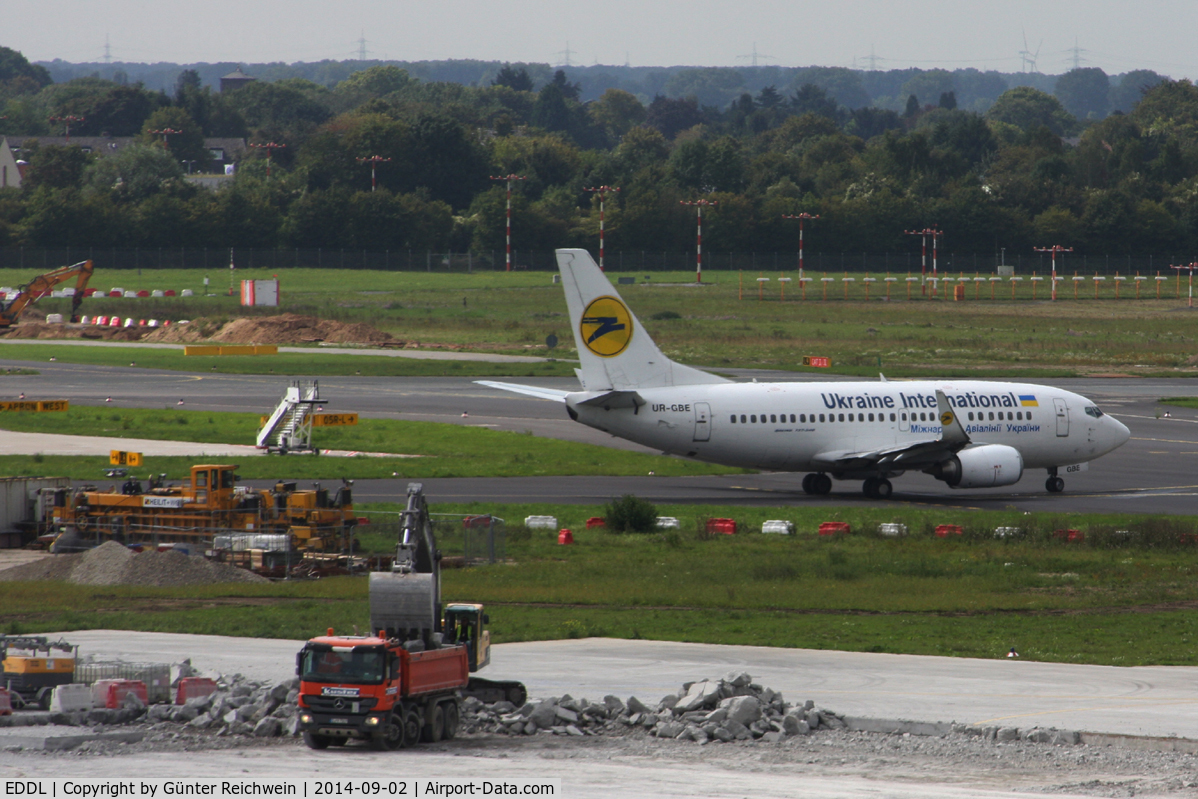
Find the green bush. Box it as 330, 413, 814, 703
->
603, 494, 658, 533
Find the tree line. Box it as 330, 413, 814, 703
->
3, 46, 1198, 259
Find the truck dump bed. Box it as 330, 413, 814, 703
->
403, 646, 468, 697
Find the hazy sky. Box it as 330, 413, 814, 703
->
10, 0, 1198, 78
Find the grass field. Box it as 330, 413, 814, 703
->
7, 267, 1198, 378
0, 342, 576, 377
9, 502, 1198, 666
0, 407, 744, 479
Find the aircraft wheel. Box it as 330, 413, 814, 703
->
802, 474, 816, 494
1046, 476, 1065, 493
814, 474, 833, 495
874, 479, 893, 499
862, 478, 878, 497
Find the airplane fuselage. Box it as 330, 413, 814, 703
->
566, 379, 1126, 477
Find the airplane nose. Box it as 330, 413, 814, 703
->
1108, 416, 1131, 450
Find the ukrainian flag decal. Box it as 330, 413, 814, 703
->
580, 296, 633, 357
1019, 395, 1039, 407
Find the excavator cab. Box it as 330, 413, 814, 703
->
443, 604, 490, 672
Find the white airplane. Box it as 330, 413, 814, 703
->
479, 249, 1130, 498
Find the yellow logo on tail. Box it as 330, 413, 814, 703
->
580, 296, 633, 357
940, 411, 955, 426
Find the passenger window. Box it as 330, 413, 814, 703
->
901, 413, 907, 421
890, 413, 896, 422
988, 412, 993, 421
868, 413, 874, 422
195, 471, 207, 487
741, 415, 747, 423
819, 414, 825, 422
1028, 412, 1033, 421
838, 413, 845, 422
770, 414, 776, 423
968, 412, 974, 421
761, 414, 767, 424
750, 415, 756, 423
790, 414, 796, 423
800, 414, 806, 423
731, 415, 736, 423
1017, 412, 1022, 420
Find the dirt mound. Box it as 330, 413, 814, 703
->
140, 319, 222, 343
0, 540, 267, 586
141, 314, 395, 346
0, 322, 145, 341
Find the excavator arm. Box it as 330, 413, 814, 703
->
0, 260, 94, 327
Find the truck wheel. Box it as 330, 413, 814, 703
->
371, 713, 404, 751
507, 685, 527, 707
402, 711, 421, 748
37, 690, 52, 710
421, 703, 444, 743
441, 702, 459, 740
303, 732, 331, 750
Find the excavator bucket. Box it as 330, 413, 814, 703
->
368, 483, 441, 644
369, 571, 438, 641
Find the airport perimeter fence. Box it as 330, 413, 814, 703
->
1, 246, 1193, 276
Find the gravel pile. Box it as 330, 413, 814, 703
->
462, 671, 843, 744
0, 541, 267, 585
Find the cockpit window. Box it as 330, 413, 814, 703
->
1084, 406, 1104, 419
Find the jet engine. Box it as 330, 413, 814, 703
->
929, 444, 1023, 488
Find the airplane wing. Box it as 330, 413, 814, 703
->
812, 390, 971, 471
473, 381, 571, 402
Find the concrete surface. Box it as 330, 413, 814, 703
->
51, 631, 1198, 741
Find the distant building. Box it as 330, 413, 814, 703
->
5, 136, 246, 172
0, 138, 21, 189
219, 67, 256, 93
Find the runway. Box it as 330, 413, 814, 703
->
3, 361, 1198, 513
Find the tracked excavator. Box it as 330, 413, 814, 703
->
0, 260, 94, 327
295, 483, 525, 750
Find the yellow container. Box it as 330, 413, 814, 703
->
2, 656, 75, 675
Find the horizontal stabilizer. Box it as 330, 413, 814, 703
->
573, 390, 645, 409
474, 381, 570, 402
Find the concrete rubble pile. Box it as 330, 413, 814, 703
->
460, 671, 846, 745
22, 671, 303, 740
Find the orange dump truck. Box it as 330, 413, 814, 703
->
296, 483, 525, 751
296, 629, 469, 750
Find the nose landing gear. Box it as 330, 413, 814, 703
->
862, 477, 894, 499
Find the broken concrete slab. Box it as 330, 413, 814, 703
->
0, 726, 144, 751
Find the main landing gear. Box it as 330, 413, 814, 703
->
862, 477, 893, 499
1045, 467, 1065, 493
802, 473, 832, 495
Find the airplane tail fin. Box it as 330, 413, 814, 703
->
556, 248, 728, 391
